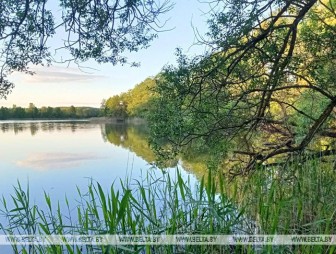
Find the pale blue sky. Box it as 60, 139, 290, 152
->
1, 0, 211, 108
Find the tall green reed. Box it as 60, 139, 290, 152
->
0, 168, 242, 254
2, 156, 335, 254
226, 155, 336, 253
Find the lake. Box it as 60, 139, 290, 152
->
1, 120, 335, 253
0, 120, 196, 216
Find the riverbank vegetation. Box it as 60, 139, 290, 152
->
0, 170, 244, 254
1, 161, 335, 253
148, 0, 336, 175
102, 0, 336, 176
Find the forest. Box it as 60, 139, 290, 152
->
0, 104, 100, 119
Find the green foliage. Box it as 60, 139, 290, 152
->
105, 95, 128, 118
0, 104, 100, 120
149, 0, 336, 171
125, 78, 156, 117
299, 0, 336, 90
104, 78, 157, 118
0, 0, 172, 98
148, 50, 235, 162
232, 158, 336, 253
289, 91, 330, 142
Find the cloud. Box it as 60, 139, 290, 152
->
14, 66, 107, 83
16, 152, 107, 171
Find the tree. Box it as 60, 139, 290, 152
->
150, 0, 336, 175
105, 95, 122, 116
69, 105, 77, 118
125, 78, 157, 117
100, 99, 107, 116
0, 0, 172, 98
26, 103, 39, 118
104, 77, 157, 117
13, 106, 26, 118
0, 107, 10, 119
53, 107, 63, 118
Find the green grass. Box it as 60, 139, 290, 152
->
225, 156, 336, 253
1, 158, 336, 254
0, 168, 243, 254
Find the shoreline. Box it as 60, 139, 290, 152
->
87, 117, 147, 125
0, 117, 147, 125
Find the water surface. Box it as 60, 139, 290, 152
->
0, 120, 193, 210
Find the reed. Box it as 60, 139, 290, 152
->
1, 157, 335, 253
226, 156, 336, 253
0, 168, 242, 253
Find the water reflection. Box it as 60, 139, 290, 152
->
16, 152, 108, 171
102, 124, 153, 162
99, 122, 336, 235
101, 124, 178, 167
0, 120, 95, 135
30, 122, 39, 136
0, 120, 163, 217
0, 121, 164, 171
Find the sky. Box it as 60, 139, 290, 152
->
1, 0, 211, 108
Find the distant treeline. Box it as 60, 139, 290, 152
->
0, 103, 101, 120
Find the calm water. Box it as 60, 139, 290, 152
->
0, 120, 195, 214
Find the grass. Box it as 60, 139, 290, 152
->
0, 168, 243, 254
1, 157, 336, 254
225, 156, 336, 253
